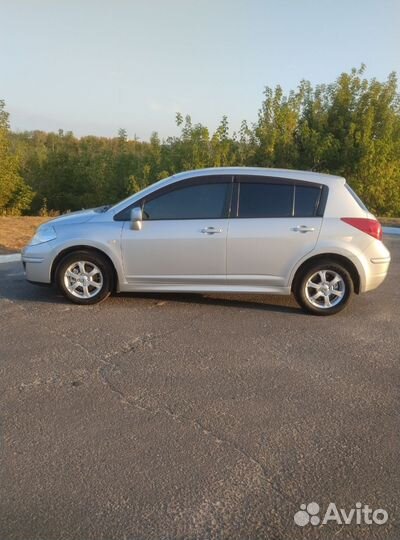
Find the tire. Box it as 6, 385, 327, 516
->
294, 261, 354, 316
56, 250, 112, 305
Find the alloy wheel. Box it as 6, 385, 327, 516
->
305, 269, 345, 309
64, 260, 103, 299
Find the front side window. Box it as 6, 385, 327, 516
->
142, 182, 230, 220
238, 183, 293, 218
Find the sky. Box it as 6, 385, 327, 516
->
1, 0, 399, 140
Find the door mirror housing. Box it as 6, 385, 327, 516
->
130, 207, 143, 230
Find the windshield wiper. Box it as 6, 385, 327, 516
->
94, 204, 112, 213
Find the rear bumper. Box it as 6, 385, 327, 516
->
361, 243, 391, 292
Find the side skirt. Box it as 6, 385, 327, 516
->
119, 282, 291, 295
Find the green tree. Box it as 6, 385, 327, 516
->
4, 67, 400, 216
118, 128, 128, 142
0, 100, 33, 214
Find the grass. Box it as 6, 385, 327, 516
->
0, 216, 50, 253
0, 215, 399, 254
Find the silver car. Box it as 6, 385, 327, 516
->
22, 167, 391, 315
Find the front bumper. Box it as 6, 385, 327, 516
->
21, 242, 55, 284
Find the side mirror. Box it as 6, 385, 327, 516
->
130, 207, 143, 230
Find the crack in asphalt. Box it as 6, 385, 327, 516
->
107, 377, 295, 506
0, 291, 295, 507
96, 346, 296, 506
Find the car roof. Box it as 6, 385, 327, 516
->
172, 167, 345, 185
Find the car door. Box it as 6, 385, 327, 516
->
227, 177, 324, 289
120, 177, 233, 289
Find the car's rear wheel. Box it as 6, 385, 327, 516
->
56, 250, 112, 305
294, 261, 353, 315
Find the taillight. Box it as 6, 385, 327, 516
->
341, 217, 382, 241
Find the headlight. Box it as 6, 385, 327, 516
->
30, 224, 57, 245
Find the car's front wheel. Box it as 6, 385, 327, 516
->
56, 250, 112, 305
294, 261, 354, 315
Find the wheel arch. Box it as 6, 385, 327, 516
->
51, 245, 119, 291
291, 253, 361, 294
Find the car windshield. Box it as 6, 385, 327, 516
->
108, 175, 174, 212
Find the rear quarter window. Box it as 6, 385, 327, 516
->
345, 184, 369, 211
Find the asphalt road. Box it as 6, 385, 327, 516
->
0, 236, 399, 540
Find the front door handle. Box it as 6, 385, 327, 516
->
291, 225, 316, 233
201, 227, 223, 235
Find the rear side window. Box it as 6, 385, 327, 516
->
142, 183, 230, 220
238, 182, 293, 218
294, 185, 321, 217
238, 183, 293, 218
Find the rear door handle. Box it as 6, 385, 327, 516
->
201, 227, 223, 235
291, 225, 316, 233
